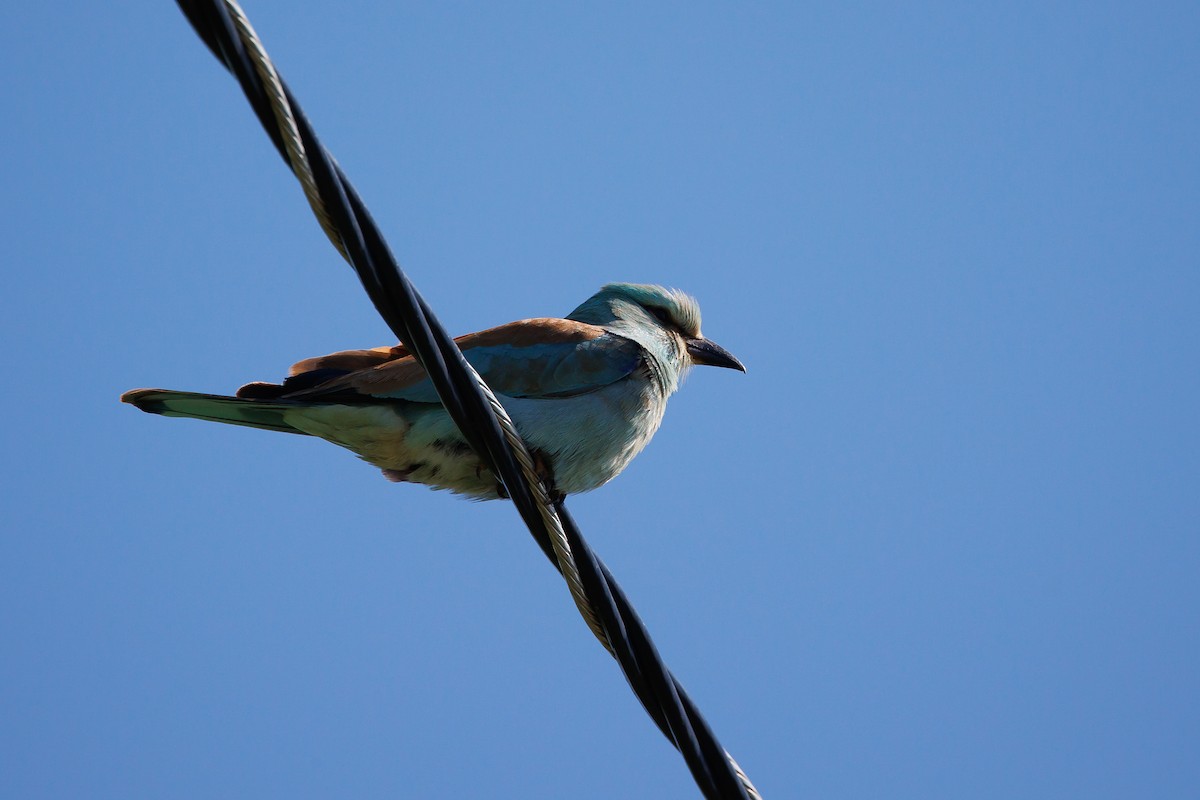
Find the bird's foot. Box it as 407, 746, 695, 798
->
483, 451, 561, 503
531, 449, 564, 505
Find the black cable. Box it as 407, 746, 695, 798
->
172, 3, 755, 797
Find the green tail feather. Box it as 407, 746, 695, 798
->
121, 389, 308, 436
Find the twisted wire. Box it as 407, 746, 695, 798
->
175, 3, 758, 796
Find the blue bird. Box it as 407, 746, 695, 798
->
122, 283, 744, 499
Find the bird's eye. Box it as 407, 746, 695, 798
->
650, 307, 673, 327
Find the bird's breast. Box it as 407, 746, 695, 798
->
505, 371, 668, 495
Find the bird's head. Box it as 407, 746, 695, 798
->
568, 283, 745, 388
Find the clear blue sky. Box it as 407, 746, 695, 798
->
2, 3, 1197, 798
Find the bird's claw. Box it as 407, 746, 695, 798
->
532, 449, 564, 504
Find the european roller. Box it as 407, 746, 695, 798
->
122, 283, 744, 499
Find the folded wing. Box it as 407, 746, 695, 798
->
244, 318, 645, 403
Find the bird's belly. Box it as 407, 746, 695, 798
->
282, 403, 494, 497
287, 378, 666, 499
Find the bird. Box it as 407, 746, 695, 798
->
122, 283, 744, 500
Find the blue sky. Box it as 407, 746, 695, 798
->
2, 2, 1197, 798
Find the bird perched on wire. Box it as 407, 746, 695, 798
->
123, 283, 744, 499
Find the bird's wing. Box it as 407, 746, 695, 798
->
280, 318, 645, 402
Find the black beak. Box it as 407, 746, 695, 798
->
686, 337, 746, 372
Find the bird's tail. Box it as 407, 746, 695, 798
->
121, 389, 308, 435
